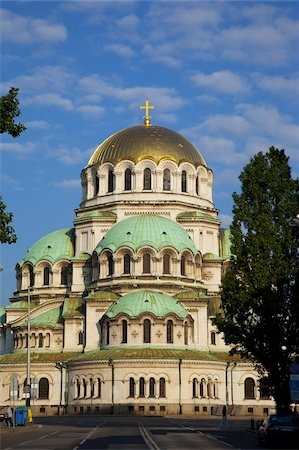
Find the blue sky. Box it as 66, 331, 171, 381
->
1, 1, 298, 306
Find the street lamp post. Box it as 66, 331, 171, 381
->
25, 288, 31, 407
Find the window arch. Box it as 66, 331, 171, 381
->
210, 331, 216, 345
166, 320, 173, 343
124, 168, 132, 191
106, 321, 110, 345
139, 377, 145, 398
44, 333, 50, 348
39, 378, 49, 399
159, 377, 166, 398
38, 333, 43, 348
122, 320, 128, 343
192, 378, 198, 398
43, 267, 50, 285
107, 254, 114, 276
200, 378, 205, 397
94, 175, 99, 196
163, 168, 171, 191
149, 377, 155, 398
123, 254, 131, 274
180, 256, 186, 276
143, 319, 151, 343
143, 168, 152, 190
78, 331, 84, 345
108, 168, 115, 192
82, 379, 87, 398
97, 378, 102, 398
76, 379, 80, 398
184, 322, 188, 345
181, 170, 187, 192
163, 254, 170, 274
143, 253, 151, 274
129, 377, 135, 398
29, 266, 35, 287
244, 377, 255, 399
195, 175, 199, 195
60, 266, 68, 285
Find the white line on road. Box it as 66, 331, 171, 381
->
173, 421, 235, 448
50, 431, 58, 435
139, 421, 160, 450
72, 421, 106, 450
38, 434, 48, 440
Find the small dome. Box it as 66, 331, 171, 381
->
105, 290, 188, 319
19, 228, 75, 266
88, 125, 206, 167
95, 214, 197, 254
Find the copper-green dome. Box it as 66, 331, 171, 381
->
105, 290, 188, 319
88, 125, 206, 167
95, 214, 197, 254
19, 228, 75, 266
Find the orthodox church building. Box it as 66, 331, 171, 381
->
0, 102, 274, 416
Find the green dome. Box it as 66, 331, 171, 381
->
105, 290, 188, 320
95, 215, 197, 254
19, 228, 75, 266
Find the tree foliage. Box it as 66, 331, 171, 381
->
0, 196, 17, 244
214, 147, 299, 413
0, 87, 26, 137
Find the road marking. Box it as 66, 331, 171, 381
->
72, 422, 105, 450
38, 434, 48, 440
171, 421, 235, 448
139, 421, 160, 450
50, 431, 58, 435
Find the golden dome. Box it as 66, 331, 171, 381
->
88, 125, 206, 167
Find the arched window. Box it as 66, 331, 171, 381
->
61, 266, 68, 285
163, 254, 170, 274
139, 377, 145, 397
192, 378, 198, 398
207, 378, 211, 398
210, 331, 216, 345
143, 319, 151, 343
95, 175, 99, 196
76, 379, 80, 398
45, 333, 50, 348
90, 378, 94, 398
106, 321, 110, 345
184, 322, 188, 345
108, 168, 115, 192
195, 176, 199, 195
29, 266, 35, 287
163, 169, 171, 191
244, 377, 255, 399
78, 331, 84, 345
43, 267, 50, 285
143, 168, 152, 190
180, 256, 186, 276
166, 320, 173, 343
181, 170, 187, 193
124, 254, 131, 274
38, 333, 43, 348
159, 377, 166, 398
97, 378, 102, 398
149, 377, 155, 398
24, 333, 28, 348
83, 379, 87, 398
39, 378, 49, 399
124, 168, 132, 191
107, 254, 114, 276
122, 320, 128, 343
143, 253, 151, 274
200, 379, 205, 397
129, 377, 135, 398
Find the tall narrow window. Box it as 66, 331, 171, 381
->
38, 333, 43, 348
195, 176, 199, 195
210, 331, 216, 345
163, 168, 171, 190
124, 168, 132, 191
90, 378, 94, 398
97, 378, 102, 398
83, 379, 87, 398
143, 319, 151, 343
244, 377, 255, 399
143, 168, 152, 190
76, 379, 81, 398
184, 322, 188, 345
95, 175, 99, 196
166, 320, 173, 343
181, 170, 187, 192
159, 377, 166, 398
78, 331, 84, 345
207, 378, 211, 398
124, 254, 131, 274
129, 377, 135, 398
29, 266, 35, 287
39, 378, 49, 399
108, 168, 114, 192
200, 379, 205, 397
43, 267, 50, 285
122, 320, 128, 343
108, 254, 114, 276
106, 321, 110, 345
139, 377, 145, 397
61, 266, 68, 285
163, 254, 170, 274
192, 378, 198, 398
149, 377, 155, 397
181, 256, 186, 276
45, 333, 50, 347
143, 253, 151, 274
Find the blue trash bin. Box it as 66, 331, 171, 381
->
15, 408, 28, 426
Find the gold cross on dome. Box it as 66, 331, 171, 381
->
140, 99, 154, 127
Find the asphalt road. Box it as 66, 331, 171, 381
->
1, 415, 261, 450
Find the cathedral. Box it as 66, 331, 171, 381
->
0, 102, 274, 416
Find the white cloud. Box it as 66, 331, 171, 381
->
51, 146, 94, 166
25, 93, 73, 111
255, 74, 299, 98
52, 179, 81, 189
1, 173, 23, 191
105, 44, 135, 58
25, 120, 49, 129
0, 8, 67, 44
218, 214, 233, 228
0, 141, 35, 155
117, 14, 140, 30
191, 70, 249, 95
77, 104, 105, 117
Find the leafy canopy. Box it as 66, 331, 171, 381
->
0, 197, 17, 244
0, 87, 26, 137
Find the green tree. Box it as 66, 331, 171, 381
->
0, 87, 26, 137
214, 147, 299, 414
0, 196, 17, 244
